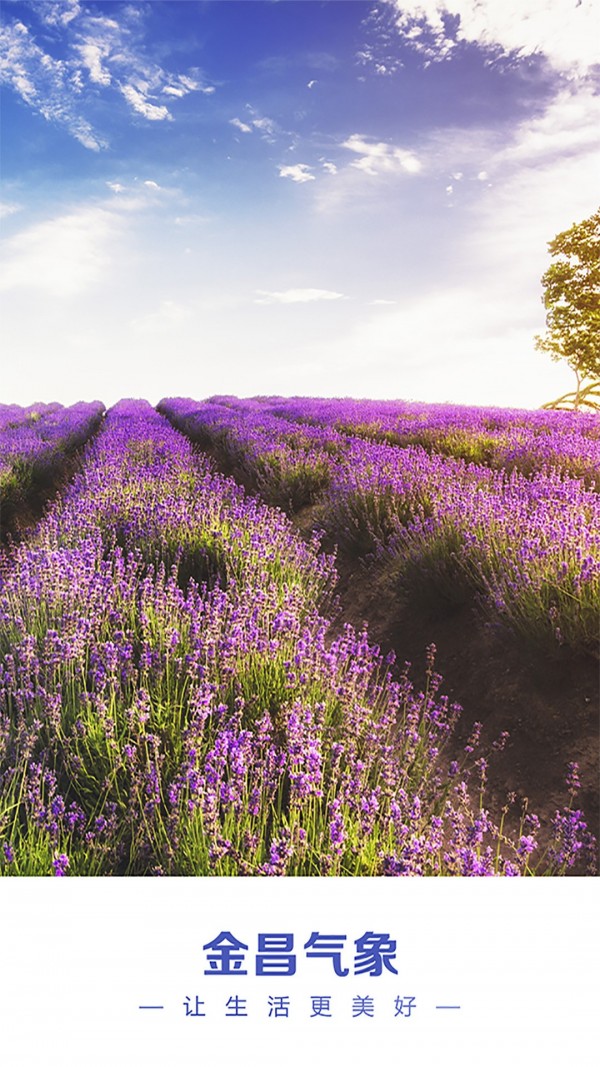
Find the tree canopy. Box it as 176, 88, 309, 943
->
535, 208, 600, 390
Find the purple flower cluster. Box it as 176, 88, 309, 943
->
158, 396, 340, 510
0, 401, 105, 523
254, 395, 600, 488
160, 396, 600, 657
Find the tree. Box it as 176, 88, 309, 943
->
535, 207, 600, 410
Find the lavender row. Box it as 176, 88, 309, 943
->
0, 401, 105, 526
2, 400, 593, 875
157, 396, 341, 510
160, 397, 600, 657
253, 396, 600, 488
322, 436, 600, 656
0, 402, 62, 433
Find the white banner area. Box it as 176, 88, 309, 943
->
0, 878, 597, 1067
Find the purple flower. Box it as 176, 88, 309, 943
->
52, 853, 69, 877
517, 835, 538, 857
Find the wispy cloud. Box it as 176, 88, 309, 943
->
163, 75, 213, 98
311, 88, 599, 405
76, 39, 111, 86
243, 105, 279, 141
174, 213, 213, 226
0, 3, 214, 148
40, 2, 82, 29
465, 93, 600, 280
313, 134, 423, 212
0, 200, 22, 219
252, 116, 276, 137
228, 106, 280, 140
0, 204, 119, 297
120, 84, 171, 122
254, 288, 346, 304
380, 0, 600, 75
414, 82, 600, 200
342, 135, 422, 176
0, 183, 167, 298
278, 163, 315, 183
317, 63, 599, 214
229, 116, 252, 133
495, 86, 600, 168
0, 19, 107, 150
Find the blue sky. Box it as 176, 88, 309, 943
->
1, 0, 599, 407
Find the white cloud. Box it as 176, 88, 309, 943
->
496, 88, 600, 168
252, 116, 277, 137
312, 134, 422, 208
254, 288, 346, 304
0, 204, 119, 297
120, 84, 171, 121
230, 117, 252, 133
0, 181, 176, 300
466, 118, 600, 285
39, 2, 81, 28
174, 214, 212, 226
0, 20, 106, 150
279, 163, 316, 183
319, 46, 598, 219
76, 41, 111, 86
162, 74, 211, 98
0, 201, 21, 219
342, 135, 422, 176
0, 7, 211, 148
420, 84, 600, 203
179, 74, 201, 92
307, 99, 599, 405
244, 105, 279, 141
384, 0, 600, 75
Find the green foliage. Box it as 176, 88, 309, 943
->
535, 207, 600, 384
254, 452, 332, 510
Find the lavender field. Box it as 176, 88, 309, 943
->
0, 397, 598, 877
